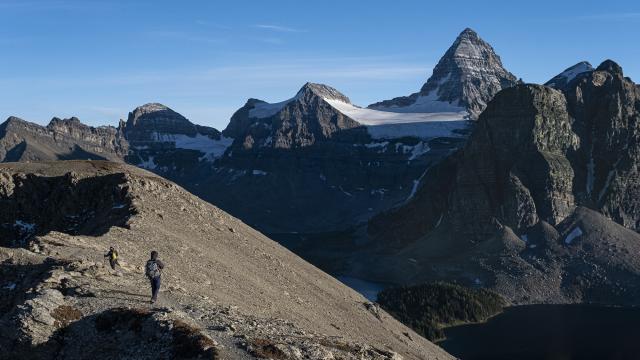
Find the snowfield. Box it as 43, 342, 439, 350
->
324, 98, 470, 140
325, 98, 467, 125
152, 132, 233, 160
565, 227, 583, 245
547, 62, 593, 87
243, 85, 471, 141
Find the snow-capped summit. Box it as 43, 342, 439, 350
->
369, 28, 517, 119
296, 82, 352, 103
545, 61, 594, 90
121, 103, 230, 167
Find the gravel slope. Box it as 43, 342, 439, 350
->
0, 160, 452, 360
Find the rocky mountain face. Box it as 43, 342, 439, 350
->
0, 161, 452, 360
0, 116, 127, 162
223, 82, 365, 149
203, 83, 467, 233
369, 28, 517, 119
123, 103, 222, 143
362, 60, 640, 305
119, 103, 231, 174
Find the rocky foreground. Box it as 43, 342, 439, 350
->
0, 161, 451, 360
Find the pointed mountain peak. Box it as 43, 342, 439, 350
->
443, 28, 496, 60
1, 116, 44, 132
545, 61, 594, 90
132, 103, 172, 115
297, 82, 351, 103
127, 103, 190, 127
420, 28, 516, 116
1, 116, 32, 134
370, 28, 516, 119
458, 27, 479, 39
3, 116, 29, 125
570, 61, 593, 70
596, 59, 623, 75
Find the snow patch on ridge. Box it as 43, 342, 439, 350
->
249, 94, 300, 119
139, 156, 157, 170
557, 62, 593, 82
565, 227, 583, 245
366, 121, 469, 140
406, 142, 430, 161
152, 132, 233, 160
547, 62, 593, 87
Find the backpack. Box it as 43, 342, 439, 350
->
110, 250, 118, 261
145, 260, 161, 279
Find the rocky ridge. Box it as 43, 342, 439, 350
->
0, 161, 452, 360
0, 117, 127, 162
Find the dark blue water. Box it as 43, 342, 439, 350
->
439, 304, 640, 360
336, 276, 387, 301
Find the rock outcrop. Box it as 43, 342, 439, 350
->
369, 28, 517, 119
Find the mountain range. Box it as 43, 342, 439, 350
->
0, 28, 509, 235
2, 28, 639, 309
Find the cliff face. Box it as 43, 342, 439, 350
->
566, 60, 640, 230
364, 61, 640, 305
448, 84, 579, 240
0, 117, 127, 162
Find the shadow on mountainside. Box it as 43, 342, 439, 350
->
57, 145, 109, 161
3, 141, 27, 162
0, 258, 64, 313
4, 307, 220, 360
0, 172, 136, 248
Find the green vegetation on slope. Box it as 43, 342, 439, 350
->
377, 282, 507, 341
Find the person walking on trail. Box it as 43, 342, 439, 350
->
145, 251, 165, 304
104, 246, 119, 270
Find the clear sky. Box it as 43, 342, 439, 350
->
0, 0, 638, 130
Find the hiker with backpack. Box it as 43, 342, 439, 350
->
145, 250, 165, 304
104, 246, 119, 270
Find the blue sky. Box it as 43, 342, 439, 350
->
0, 0, 638, 130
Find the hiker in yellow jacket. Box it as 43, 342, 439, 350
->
104, 246, 120, 270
